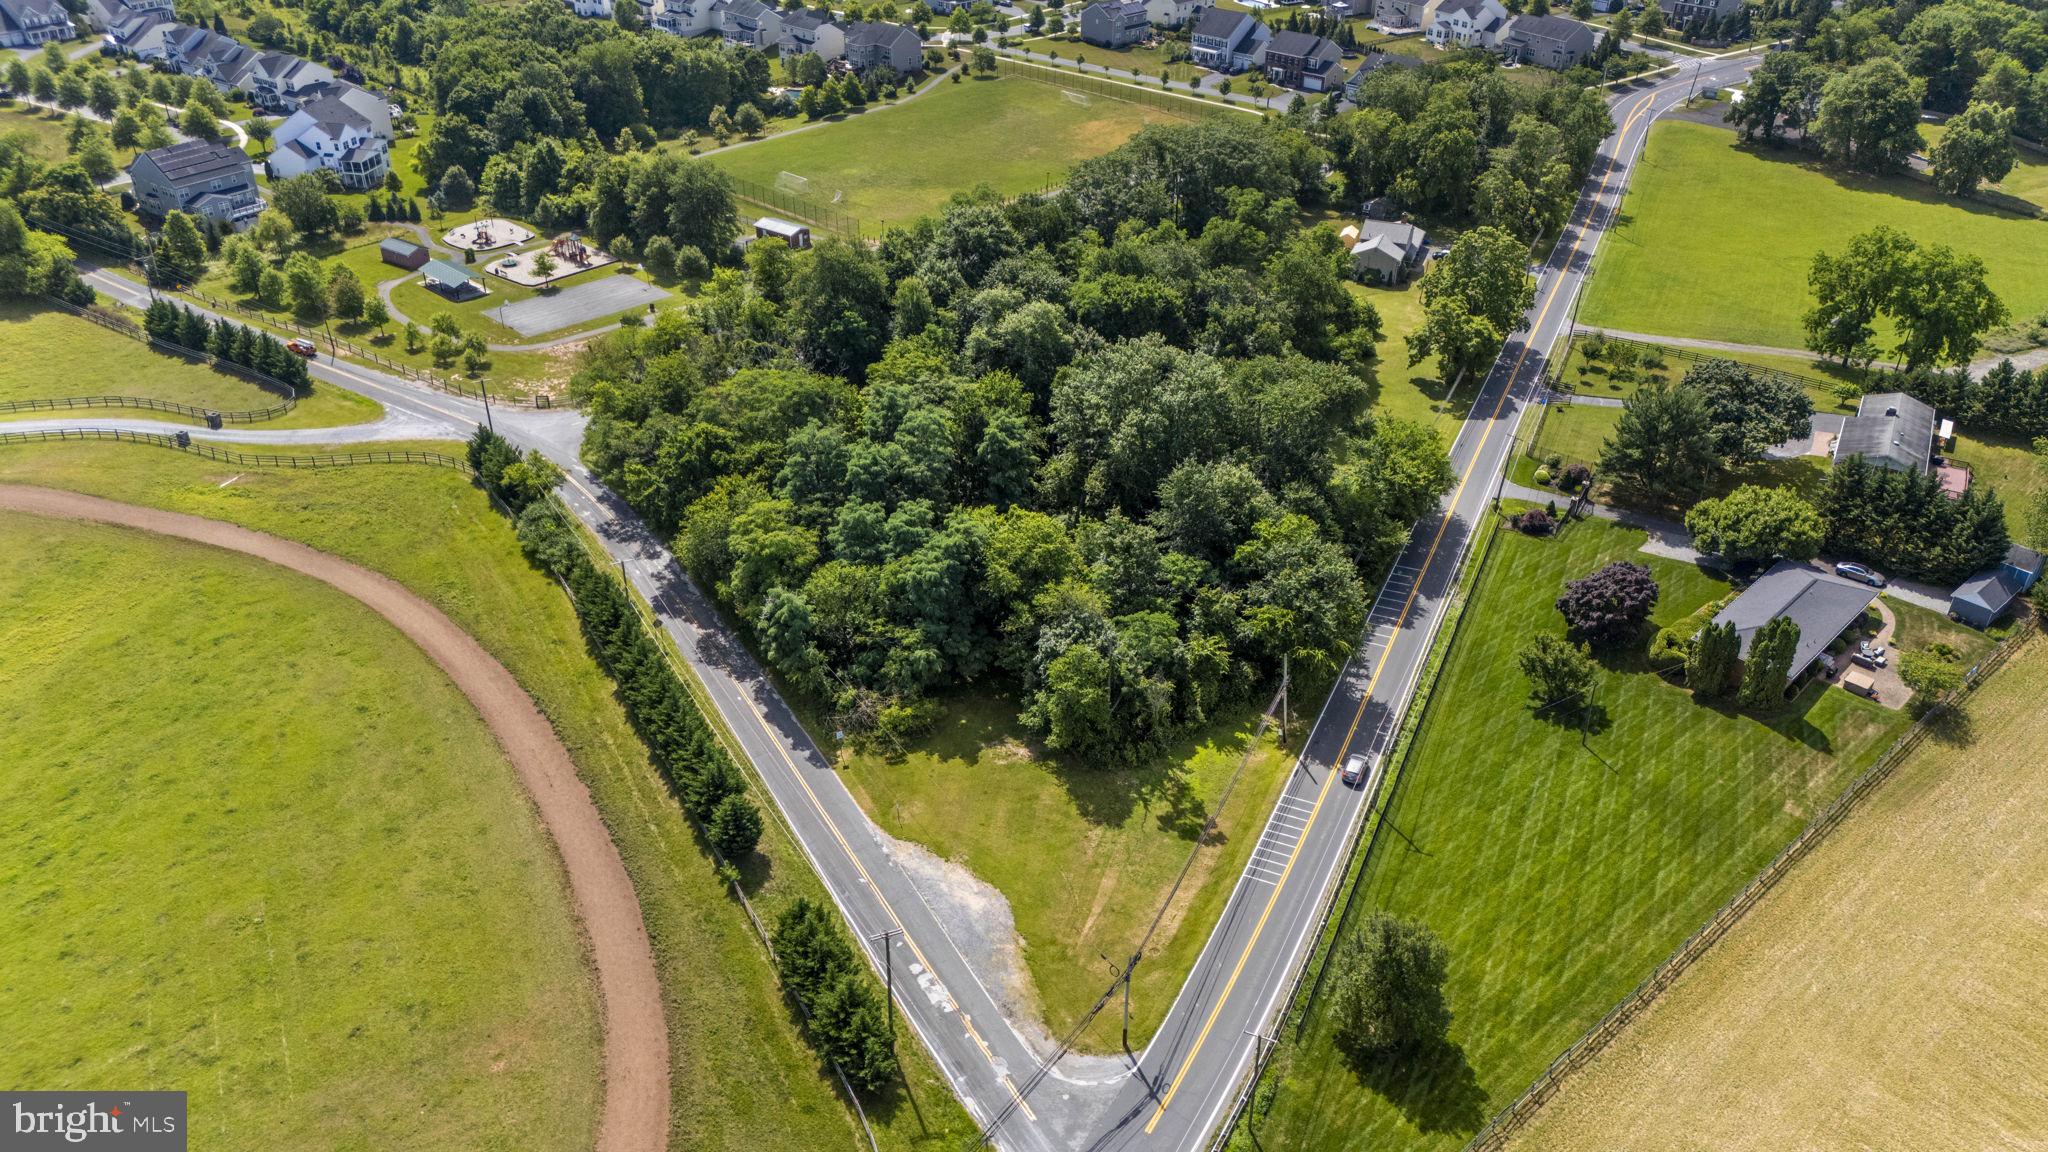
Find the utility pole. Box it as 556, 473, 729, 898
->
1102, 952, 1137, 1058
1244, 1025, 1279, 1138
870, 928, 902, 1041
478, 372, 495, 433
1279, 653, 1290, 743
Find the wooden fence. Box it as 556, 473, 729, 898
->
0, 427, 470, 474
8, 295, 300, 425
1461, 622, 2035, 1152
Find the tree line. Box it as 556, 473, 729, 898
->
141, 299, 314, 390
577, 116, 1460, 761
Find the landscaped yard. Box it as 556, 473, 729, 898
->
0, 442, 975, 1152
709, 72, 1197, 232
1256, 512, 1912, 1152
836, 687, 1303, 1052
1355, 278, 1470, 430
1507, 635, 2046, 1152
0, 513, 601, 1151
0, 299, 382, 429
1579, 121, 2048, 350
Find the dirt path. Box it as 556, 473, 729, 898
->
0, 486, 669, 1152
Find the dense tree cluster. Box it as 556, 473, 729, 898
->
1684, 484, 1826, 562
579, 119, 1457, 761
142, 299, 312, 389
772, 899, 899, 1094
1822, 455, 2010, 584
1804, 226, 2006, 369
1883, 357, 2048, 441
1736, 615, 1800, 707
1685, 618, 1740, 698
0, 198, 91, 302
1327, 56, 1612, 239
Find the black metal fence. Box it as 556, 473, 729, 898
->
0, 427, 471, 474
726, 175, 863, 239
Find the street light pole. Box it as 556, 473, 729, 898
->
870, 928, 902, 1041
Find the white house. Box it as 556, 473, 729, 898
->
713, 0, 781, 47
236, 51, 337, 113
648, 0, 718, 36
1144, 0, 1196, 28
567, 0, 613, 16
268, 90, 390, 190
779, 8, 847, 59
0, 0, 76, 48
1423, 0, 1507, 47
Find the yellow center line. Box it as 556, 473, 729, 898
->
1141, 84, 1668, 1136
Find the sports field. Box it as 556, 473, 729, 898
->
0, 513, 600, 1150
0, 300, 380, 429
708, 72, 1197, 231
1579, 122, 2048, 349
1509, 637, 2047, 1151
0, 443, 975, 1152
1256, 513, 1912, 1152
837, 688, 1301, 1052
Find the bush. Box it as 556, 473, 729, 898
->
1559, 463, 1592, 492
1533, 467, 1552, 486
1329, 913, 1452, 1061
674, 244, 710, 281
1511, 508, 1555, 535
1544, 453, 1562, 469
1648, 625, 1689, 671
708, 793, 764, 860
1556, 561, 1660, 646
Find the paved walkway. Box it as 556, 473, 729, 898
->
1501, 478, 1710, 565
991, 46, 1280, 111
1576, 324, 2048, 378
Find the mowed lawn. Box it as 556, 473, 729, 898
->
0, 514, 601, 1151
0, 444, 974, 1152
710, 73, 1196, 231
1579, 122, 2048, 349
0, 301, 381, 429
837, 688, 1300, 1052
1508, 637, 2048, 1152
1258, 514, 1911, 1152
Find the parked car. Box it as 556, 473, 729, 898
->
1851, 643, 1888, 670
1341, 752, 1377, 787
285, 338, 318, 358
1834, 562, 1886, 587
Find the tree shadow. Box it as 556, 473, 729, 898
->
1341, 1034, 1489, 1138
1922, 702, 1977, 748
1728, 138, 2043, 221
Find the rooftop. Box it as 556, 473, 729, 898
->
1836, 391, 1936, 473
1711, 561, 1879, 682
132, 140, 252, 188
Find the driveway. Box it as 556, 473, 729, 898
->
489, 276, 668, 338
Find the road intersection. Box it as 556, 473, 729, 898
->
38, 48, 1761, 1152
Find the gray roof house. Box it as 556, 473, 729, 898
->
1950, 544, 2044, 629
779, 8, 847, 59
1372, 0, 1427, 29
714, 0, 782, 48
1711, 561, 1880, 684
1349, 219, 1429, 284
87, 0, 171, 30
164, 24, 255, 89
102, 5, 172, 56
1189, 7, 1268, 73
1668, 0, 1742, 29
1080, 0, 1150, 48
1262, 30, 1343, 90
239, 51, 336, 113
0, 0, 75, 47
420, 257, 488, 301
127, 139, 263, 229
843, 21, 922, 73
1833, 392, 1936, 474
1345, 49, 1423, 97
1498, 13, 1598, 69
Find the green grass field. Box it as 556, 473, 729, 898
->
709, 73, 1196, 231
0, 513, 601, 1151
0, 300, 381, 428
1508, 636, 2045, 1152
1, 99, 88, 162
1921, 120, 2048, 211
1256, 512, 1912, 1152
0, 443, 976, 1152
1579, 121, 2048, 350
837, 688, 1301, 1052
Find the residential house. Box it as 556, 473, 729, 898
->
1324, 0, 1366, 19
0, 0, 76, 48
714, 0, 782, 48
1710, 561, 1880, 686
268, 90, 390, 190
1261, 29, 1342, 90
1188, 7, 1268, 73
1345, 49, 1422, 98
1145, 0, 1196, 28
1424, 0, 1507, 47
1833, 392, 1936, 474
924, 0, 968, 12
419, 258, 488, 301
1080, 0, 1151, 48
1589, 0, 1622, 12
568, 0, 614, 16
1497, 13, 1597, 69
1950, 545, 2044, 629
380, 237, 430, 269
127, 140, 263, 229
648, 0, 718, 37
780, 8, 847, 59
87, 0, 169, 32
238, 51, 337, 113
1667, 0, 1741, 30
1348, 218, 1429, 283
1372, 0, 1427, 27
843, 21, 922, 73
103, 7, 172, 57
164, 24, 255, 91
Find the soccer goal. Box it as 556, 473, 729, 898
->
1063, 89, 1092, 106
775, 171, 811, 197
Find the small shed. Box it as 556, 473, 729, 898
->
420, 257, 487, 301
1951, 545, 2042, 629
754, 217, 813, 250
380, 237, 428, 269
1841, 666, 1877, 698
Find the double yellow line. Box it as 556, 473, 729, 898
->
1139, 78, 1677, 1138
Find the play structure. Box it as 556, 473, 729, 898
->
483, 232, 618, 287
442, 217, 535, 252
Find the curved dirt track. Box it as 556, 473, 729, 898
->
0, 486, 669, 1152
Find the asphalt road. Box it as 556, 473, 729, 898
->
52, 51, 1761, 1151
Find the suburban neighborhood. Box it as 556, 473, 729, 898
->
2, 0, 2043, 1148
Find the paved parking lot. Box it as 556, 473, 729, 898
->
493, 276, 668, 337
